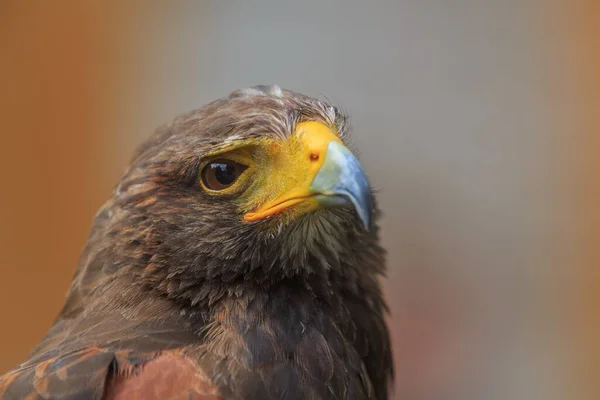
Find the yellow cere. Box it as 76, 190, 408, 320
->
243, 121, 342, 222
199, 121, 342, 223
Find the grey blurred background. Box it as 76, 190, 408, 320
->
2, 1, 599, 399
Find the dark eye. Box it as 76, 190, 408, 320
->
201, 159, 248, 191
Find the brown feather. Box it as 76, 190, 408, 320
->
105, 353, 221, 400
1, 85, 393, 399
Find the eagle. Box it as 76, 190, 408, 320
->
0, 85, 393, 400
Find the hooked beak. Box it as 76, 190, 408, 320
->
310, 141, 372, 229
243, 121, 373, 230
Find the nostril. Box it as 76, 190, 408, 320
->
309, 153, 320, 162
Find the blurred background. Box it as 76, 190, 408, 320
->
1, 1, 599, 399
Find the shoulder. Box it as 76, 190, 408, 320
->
0, 347, 222, 400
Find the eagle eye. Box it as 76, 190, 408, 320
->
201, 159, 248, 191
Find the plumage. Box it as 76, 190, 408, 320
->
0, 85, 393, 400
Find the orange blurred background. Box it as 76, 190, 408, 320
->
1, 2, 598, 399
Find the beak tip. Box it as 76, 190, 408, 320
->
359, 215, 372, 231
311, 141, 375, 231
350, 193, 373, 231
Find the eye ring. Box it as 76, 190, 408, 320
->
200, 159, 248, 191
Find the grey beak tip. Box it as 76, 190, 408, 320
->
352, 193, 373, 231
311, 141, 375, 231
